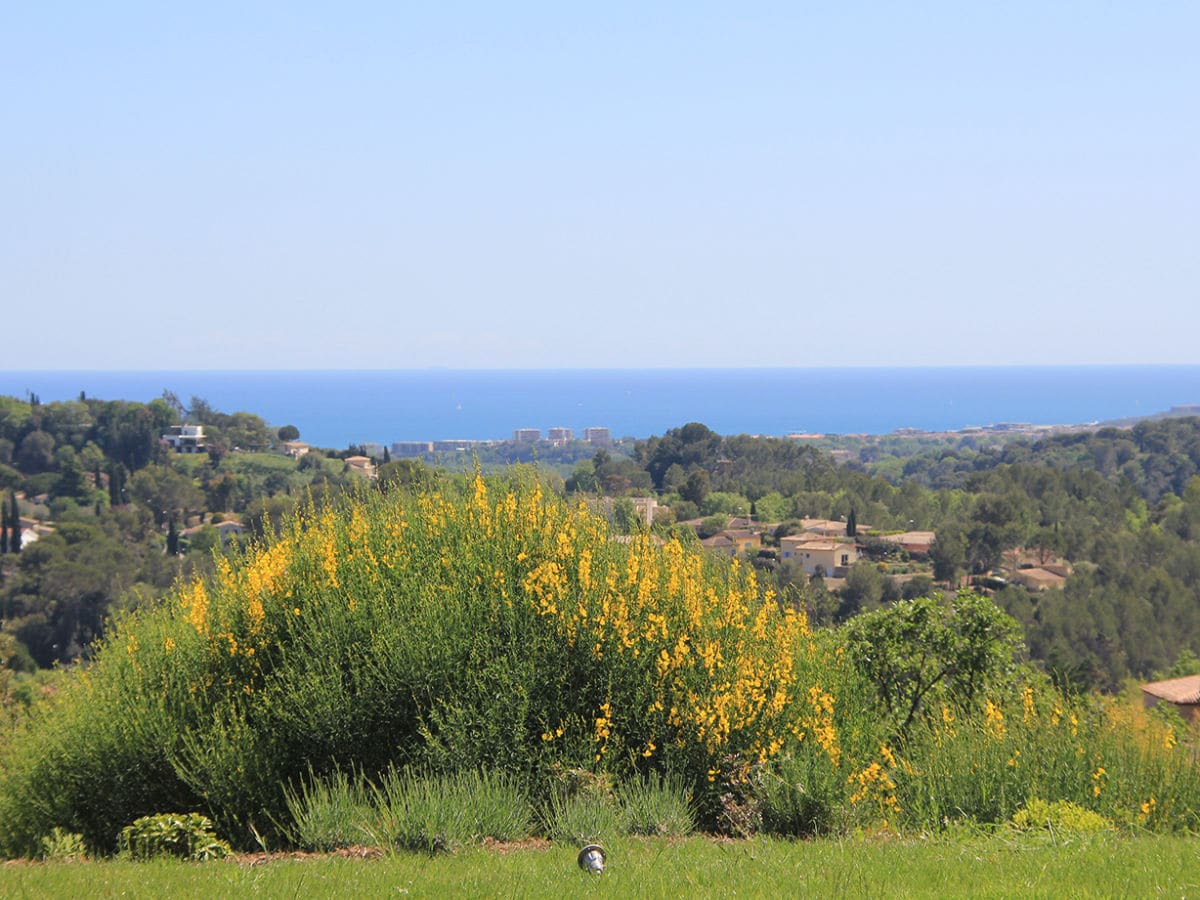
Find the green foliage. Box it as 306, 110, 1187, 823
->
38, 828, 88, 862
893, 684, 1200, 832
756, 752, 850, 837
696, 514, 729, 538
117, 813, 231, 861
843, 592, 1023, 733
283, 768, 375, 852
1012, 798, 1113, 833
615, 773, 695, 837
537, 788, 622, 846
366, 769, 533, 853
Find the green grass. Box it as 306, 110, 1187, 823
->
0, 833, 1194, 898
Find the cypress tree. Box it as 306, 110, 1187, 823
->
10, 492, 21, 554
1, 500, 8, 554
166, 518, 179, 556
846, 508, 857, 538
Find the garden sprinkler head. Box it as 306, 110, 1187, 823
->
577, 844, 606, 874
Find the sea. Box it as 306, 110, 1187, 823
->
2, 367, 1199, 450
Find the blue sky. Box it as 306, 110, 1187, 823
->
3, 3, 1197, 369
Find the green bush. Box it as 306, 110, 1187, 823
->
117, 813, 231, 861
38, 827, 88, 862
1012, 799, 1113, 833
0, 476, 835, 853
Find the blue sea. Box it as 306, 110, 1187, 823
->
2, 368, 1199, 450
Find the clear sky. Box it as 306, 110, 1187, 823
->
3, 3, 1197, 370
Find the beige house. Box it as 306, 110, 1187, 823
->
1141, 675, 1200, 722
344, 456, 378, 479
701, 533, 738, 557
879, 530, 936, 556
779, 537, 860, 576
720, 529, 762, 555
183, 518, 246, 547
280, 440, 310, 458
1011, 567, 1068, 591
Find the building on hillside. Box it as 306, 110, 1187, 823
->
1141, 675, 1200, 722
182, 518, 246, 547
800, 518, 861, 538
162, 424, 206, 453
630, 496, 660, 527
778, 536, 860, 576
878, 530, 936, 556
1010, 567, 1068, 592
279, 440, 310, 458
719, 529, 762, 555
583, 427, 611, 445
547, 427, 574, 445
701, 533, 738, 557
15, 516, 53, 548
432, 439, 492, 451
392, 441, 434, 457
513, 428, 541, 443
590, 496, 660, 529
344, 456, 377, 479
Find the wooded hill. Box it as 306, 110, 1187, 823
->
3, 391, 1200, 694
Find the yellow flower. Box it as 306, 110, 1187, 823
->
984, 699, 1006, 739
1091, 766, 1107, 797
1022, 686, 1036, 723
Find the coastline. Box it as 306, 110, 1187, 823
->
2, 367, 1199, 450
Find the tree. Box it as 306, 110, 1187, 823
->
843, 591, 1023, 734
166, 519, 179, 556
846, 508, 857, 537
276, 425, 300, 443
9, 491, 21, 554
681, 470, 711, 506
15, 430, 55, 473
127, 465, 205, 526
930, 524, 967, 584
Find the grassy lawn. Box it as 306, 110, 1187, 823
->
2, 832, 1196, 898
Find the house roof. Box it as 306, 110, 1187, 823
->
722, 529, 760, 541
880, 530, 936, 545
783, 540, 846, 552
1012, 568, 1067, 589
1142, 675, 1200, 705
701, 534, 736, 548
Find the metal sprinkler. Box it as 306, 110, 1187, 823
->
577, 843, 606, 874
